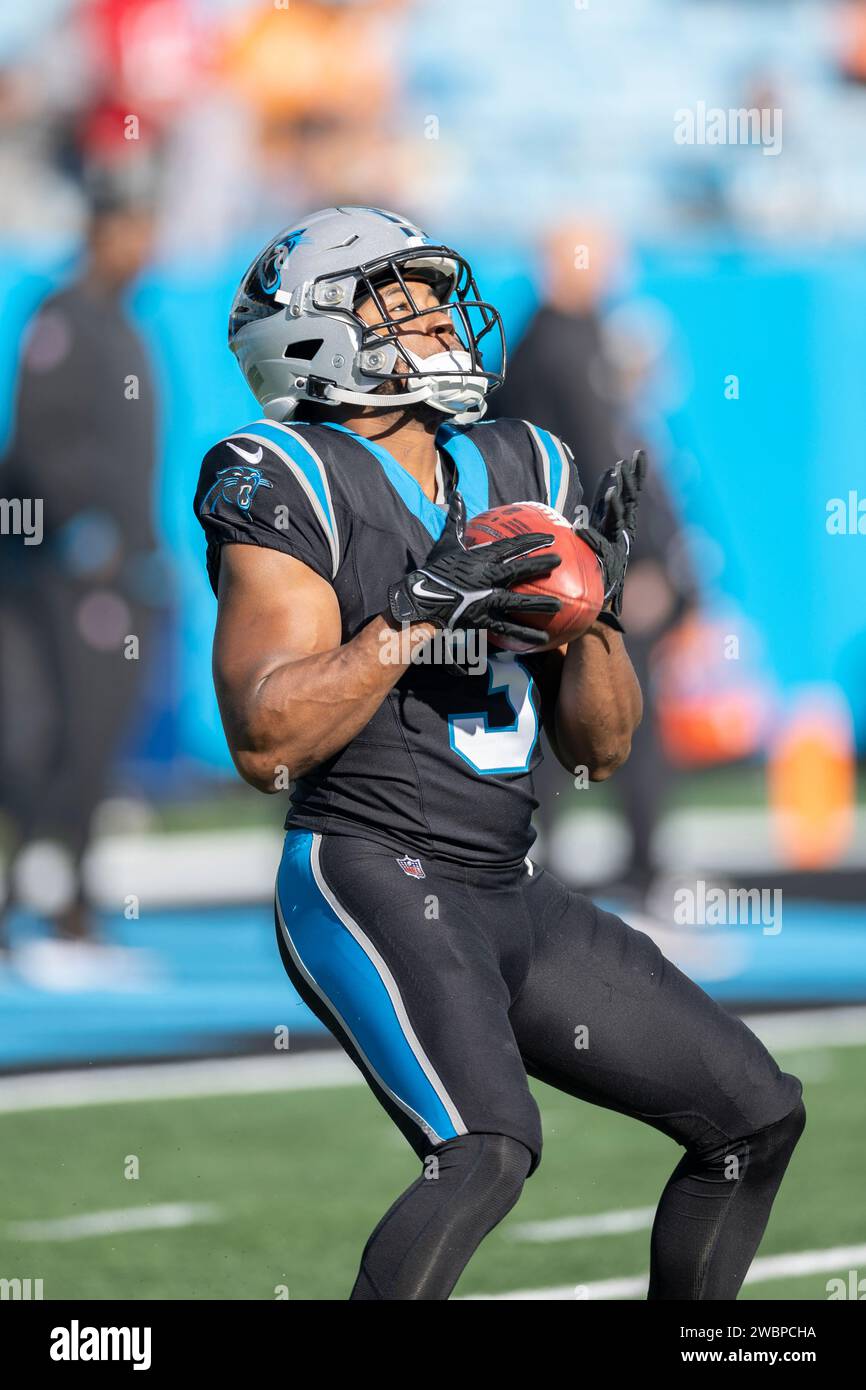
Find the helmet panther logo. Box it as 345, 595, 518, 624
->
258, 228, 309, 294
200, 465, 273, 516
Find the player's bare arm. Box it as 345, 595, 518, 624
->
533, 620, 643, 781
212, 544, 434, 789
532, 447, 646, 778
214, 493, 560, 790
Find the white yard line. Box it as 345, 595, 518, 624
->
463, 1274, 649, 1301
509, 1207, 656, 1242
742, 1005, 866, 1051
0, 1006, 864, 1115
0, 1051, 359, 1114
464, 1243, 866, 1300
8, 1203, 220, 1242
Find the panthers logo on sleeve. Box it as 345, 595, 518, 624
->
199, 463, 273, 517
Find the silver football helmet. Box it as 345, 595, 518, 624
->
228, 206, 506, 424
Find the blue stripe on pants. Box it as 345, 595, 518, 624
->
275, 830, 463, 1146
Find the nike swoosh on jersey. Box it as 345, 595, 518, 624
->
227, 441, 264, 465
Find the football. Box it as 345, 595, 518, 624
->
465, 500, 605, 652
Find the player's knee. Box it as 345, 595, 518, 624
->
699, 1094, 806, 1182
753, 1079, 806, 1153
771, 1094, 806, 1156
738, 1069, 805, 1154
744, 1094, 806, 1179
477, 1131, 534, 1199
435, 1131, 532, 1220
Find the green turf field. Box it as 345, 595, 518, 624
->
1, 1041, 863, 1301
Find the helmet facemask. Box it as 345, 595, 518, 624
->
304, 246, 505, 422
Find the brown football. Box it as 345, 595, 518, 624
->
465, 500, 604, 653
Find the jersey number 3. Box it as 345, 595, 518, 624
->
448, 654, 539, 775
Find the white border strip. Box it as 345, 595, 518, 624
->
0, 1006, 863, 1115
0, 1052, 360, 1114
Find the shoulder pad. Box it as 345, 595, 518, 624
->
215, 418, 341, 577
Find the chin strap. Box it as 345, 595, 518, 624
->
318, 380, 489, 423
266, 366, 490, 422
320, 381, 434, 409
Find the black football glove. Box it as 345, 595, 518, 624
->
388, 490, 562, 648
577, 449, 646, 632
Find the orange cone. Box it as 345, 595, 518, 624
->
768, 688, 855, 868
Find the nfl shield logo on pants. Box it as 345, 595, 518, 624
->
397, 855, 425, 879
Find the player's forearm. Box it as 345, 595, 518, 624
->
223, 615, 435, 791
553, 621, 643, 781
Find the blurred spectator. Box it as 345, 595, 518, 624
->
0, 163, 167, 987
838, 0, 866, 84
159, 0, 410, 255
491, 219, 696, 895
0, 4, 90, 241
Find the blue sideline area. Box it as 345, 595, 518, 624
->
2, 899, 866, 1071
1, 907, 325, 1070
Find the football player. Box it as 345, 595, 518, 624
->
194, 207, 804, 1300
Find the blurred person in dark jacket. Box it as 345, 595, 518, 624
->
0, 165, 165, 987
491, 220, 695, 896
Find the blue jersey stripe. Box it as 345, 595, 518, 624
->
525, 422, 572, 517
322, 420, 491, 537
320, 421, 449, 540
234, 420, 340, 574
436, 422, 490, 519
531, 425, 564, 511
276, 830, 464, 1146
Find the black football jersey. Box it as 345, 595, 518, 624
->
194, 415, 581, 866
